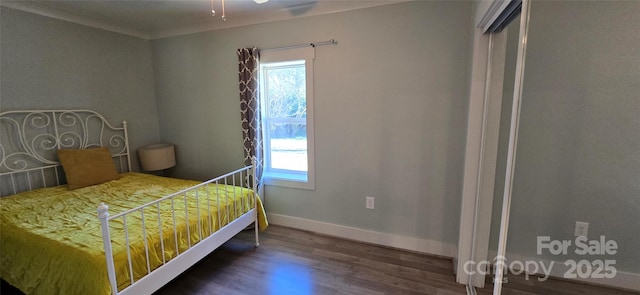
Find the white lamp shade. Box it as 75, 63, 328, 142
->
138, 143, 176, 171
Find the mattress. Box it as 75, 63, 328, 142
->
0, 172, 267, 295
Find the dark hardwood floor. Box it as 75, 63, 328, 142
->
2, 225, 638, 294
155, 225, 466, 295
478, 273, 640, 295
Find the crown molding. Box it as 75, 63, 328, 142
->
149, 0, 411, 40
1, 0, 411, 40
1, 1, 151, 39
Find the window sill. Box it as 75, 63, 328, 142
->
264, 171, 315, 190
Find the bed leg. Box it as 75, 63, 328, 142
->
254, 219, 260, 247
97, 203, 119, 295
251, 160, 260, 247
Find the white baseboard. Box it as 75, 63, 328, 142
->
266, 214, 639, 292
266, 213, 458, 258
487, 251, 640, 291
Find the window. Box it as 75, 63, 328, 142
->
260, 47, 315, 190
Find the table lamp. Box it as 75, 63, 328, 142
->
138, 143, 176, 175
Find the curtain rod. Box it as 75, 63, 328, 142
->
261, 39, 337, 52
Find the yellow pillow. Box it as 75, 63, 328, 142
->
57, 147, 121, 190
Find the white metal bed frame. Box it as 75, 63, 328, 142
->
0, 110, 260, 295
0, 110, 131, 195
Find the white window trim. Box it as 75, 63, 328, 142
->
260, 47, 316, 190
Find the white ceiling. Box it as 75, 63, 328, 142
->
1, 0, 409, 39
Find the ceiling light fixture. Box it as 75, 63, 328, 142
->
210, 0, 267, 21
210, 0, 226, 21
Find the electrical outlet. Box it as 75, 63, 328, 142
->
575, 221, 589, 237
366, 196, 375, 209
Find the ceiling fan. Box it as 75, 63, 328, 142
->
211, 0, 268, 21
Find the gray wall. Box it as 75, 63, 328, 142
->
2, 0, 636, 275
152, 1, 472, 244
0, 7, 160, 171
492, 2, 640, 273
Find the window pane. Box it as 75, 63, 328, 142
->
265, 65, 306, 119
268, 122, 307, 172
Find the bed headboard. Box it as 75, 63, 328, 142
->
0, 110, 131, 196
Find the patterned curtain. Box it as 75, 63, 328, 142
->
238, 47, 264, 196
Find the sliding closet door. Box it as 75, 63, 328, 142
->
487, 9, 519, 282
492, 1, 639, 291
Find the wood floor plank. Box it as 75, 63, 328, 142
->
2, 225, 637, 295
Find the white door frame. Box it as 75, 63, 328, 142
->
456, 30, 507, 288
492, 1, 531, 292
456, 0, 527, 289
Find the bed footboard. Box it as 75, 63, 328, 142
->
97, 164, 260, 295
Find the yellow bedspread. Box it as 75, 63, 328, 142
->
0, 172, 267, 295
